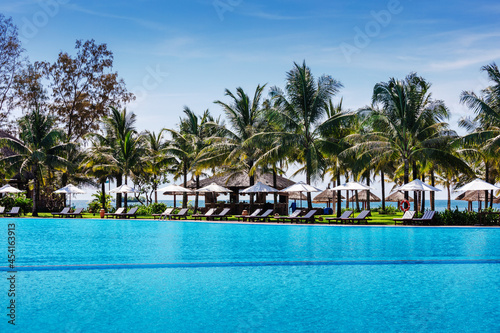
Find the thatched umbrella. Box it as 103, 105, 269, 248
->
385, 191, 414, 202
455, 191, 500, 211
313, 189, 344, 207
348, 191, 381, 209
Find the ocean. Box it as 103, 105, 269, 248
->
70, 199, 500, 212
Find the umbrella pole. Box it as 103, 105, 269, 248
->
174, 195, 176, 208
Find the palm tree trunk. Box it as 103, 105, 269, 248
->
421, 175, 426, 212
381, 171, 386, 210
366, 177, 371, 210
430, 169, 435, 211
124, 176, 128, 210
485, 163, 489, 208
355, 190, 360, 211
336, 171, 341, 217
183, 162, 188, 208
101, 180, 106, 212
194, 175, 200, 214
32, 165, 39, 217
306, 173, 312, 209
273, 168, 278, 212
404, 158, 409, 200
412, 161, 418, 214
116, 174, 122, 209
447, 185, 451, 210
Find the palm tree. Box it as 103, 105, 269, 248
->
144, 129, 173, 203
460, 62, 500, 206
211, 85, 267, 186
268, 61, 345, 208
361, 73, 471, 209
0, 109, 73, 216
87, 106, 141, 208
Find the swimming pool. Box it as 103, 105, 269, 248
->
2, 218, 500, 332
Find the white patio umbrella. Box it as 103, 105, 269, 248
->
54, 184, 86, 207
110, 184, 139, 208
398, 179, 441, 192
331, 181, 371, 211
156, 184, 194, 208
240, 181, 279, 210
240, 181, 278, 194
196, 182, 232, 205
398, 179, 441, 212
280, 181, 322, 208
455, 178, 500, 211
0, 184, 24, 194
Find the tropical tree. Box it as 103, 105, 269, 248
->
460, 62, 500, 206
359, 73, 471, 209
0, 109, 73, 215
267, 61, 345, 208
143, 129, 173, 203
87, 106, 141, 208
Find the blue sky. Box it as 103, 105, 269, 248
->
3, 0, 500, 199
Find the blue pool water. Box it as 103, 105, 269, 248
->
1, 218, 500, 332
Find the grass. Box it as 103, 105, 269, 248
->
16, 211, 405, 225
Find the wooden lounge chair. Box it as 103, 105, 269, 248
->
51, 207, 71, 217
65, 207, 84, 218
210, 208, 232, 221
152, 208, 174, 220
247, 209, 274, 222
288, 209, 317, 224
393, 211, 416, 225
4, 207, 21, 217
326, 211, 353, 224
235, 208, 261, 221
273, 209, 302, 223
105, 207, 125, 218
191, 208, 216, 220
412, 211, 435, 225
116, 207, 139, 219
344, 210, 371, 224
169, 208, 189, 220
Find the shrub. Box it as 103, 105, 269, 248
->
435, 208, 479, 226
134, 204, 149, 216
0, 194, 32, 215
149, 202, 167, 214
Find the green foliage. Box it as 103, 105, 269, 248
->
375, 205, 399, 215
149, 202, 167, 214
132, 204, 149, 216
434, 208, 477, 225
0, 194, 33, 215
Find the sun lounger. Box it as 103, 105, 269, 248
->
115, 207, 139, 219
4, 207, 21, 217
152, 208, 174, 220
191, 208, 216, 220
393, 211, 416, 225
235, 208, 261, 221
326, 211, 353, 224
247, 209, 274, 222
288, 209, 317, 224
169, 208, 189, 220
51, 207, 71, 217
65, 207, 84, 218
210, 208, 232, 221
105, 207, 125, 218
412, 211, 435, 225
343, 210, 371, 224
273, 209, 302, 223
0, 206, 5, 216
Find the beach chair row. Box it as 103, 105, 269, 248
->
51, 207, 84, 218
104, 207, 139, 219
0, 206, 22, 217
325, 210, 372, 224
393, 211, 436, 225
